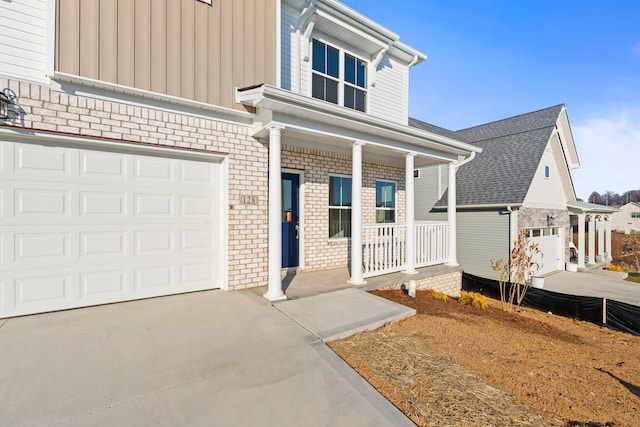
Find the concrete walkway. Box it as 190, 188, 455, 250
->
0, 288, 415, 426
543, 270, 640, 306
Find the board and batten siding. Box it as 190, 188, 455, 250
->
280, 3, 298, 92
0, 0, 50, 83
56, 0, 277, 111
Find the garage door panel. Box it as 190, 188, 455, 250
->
15, 232, 71, 263
1, 139, 224, 318
80, 149, 127, 179
134, 193, 174, 216
15, 274, 71, 307
80, 270, 127, 299
14, 143, 71, 176
80, 231, 127, 258
134, 157, 174, 182
15, 187, 71, 217
134, 230, 174, 254
80, 191, 126, 216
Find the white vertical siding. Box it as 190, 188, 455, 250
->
368, 54, 408, 124
523, 140, 568, 210
0, 0, 49, 83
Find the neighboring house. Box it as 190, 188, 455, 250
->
611, 203, 640, 234
411, 105, 616, 281
0, 0, 480, 318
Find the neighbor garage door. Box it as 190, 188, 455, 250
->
529, 228, 562, 276
1, 136, 225, 318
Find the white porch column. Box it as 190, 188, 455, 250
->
404, 153, 417, 274
597, 216, 605, 260
605, 217, 612, 261
447, 162, 458, 266
577, 214, 586, 269
264, 126, 286, 301
588, 215, 596, 264
348, 141, 366, 285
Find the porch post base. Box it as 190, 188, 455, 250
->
403, 268, 418, 275
347, 279, 367, 286
263, 291, 287, 302
446, 262, 459, 267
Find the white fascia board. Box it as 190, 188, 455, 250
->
557, 106, 580, 169
53, 72, 254, 126
566, 202, 619, 214
317, 0, 398, 45
238, 85, 482, 156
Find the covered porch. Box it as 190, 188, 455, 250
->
567, 201, 619, 269
237, 85, 481, 301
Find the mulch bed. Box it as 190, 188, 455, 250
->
329, 290, 640, 426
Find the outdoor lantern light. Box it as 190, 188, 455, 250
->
547, 214, 556, 227
0, 91, 9, 120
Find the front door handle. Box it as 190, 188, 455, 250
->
295, 223, 299, 240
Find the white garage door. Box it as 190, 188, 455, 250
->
1, 137, 225, 318
529, 228, 562, 276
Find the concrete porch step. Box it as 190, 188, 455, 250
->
274, 288, 416, 342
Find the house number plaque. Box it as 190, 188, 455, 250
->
241, 195, 258, 205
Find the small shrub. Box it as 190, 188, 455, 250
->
459, 291, 488, 309
606, 263, 625, 272
428, 289, 449, 302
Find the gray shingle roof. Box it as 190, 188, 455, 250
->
409, 105, 565, 207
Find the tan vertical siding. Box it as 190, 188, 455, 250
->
150, 0, 167, 94
79, 0, 99, 79
99, 1, 118, 82
56, 0, 277, 111
194, 5, 208, 103
57, 0, 79, 73
117, 0, 135, 87
134, 0, 151, 91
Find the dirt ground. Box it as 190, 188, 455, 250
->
329, 290, 640, 427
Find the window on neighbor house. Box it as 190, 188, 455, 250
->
632, 212, 640, 218
312, 39, 367, 112
329, 176, 352, 238
544, 165, 550, 179
376, 180, 396, 223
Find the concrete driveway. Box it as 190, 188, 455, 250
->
544, 270, 640, 306
0, 289, 415, 426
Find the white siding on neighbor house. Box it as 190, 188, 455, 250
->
523, 141, 568, 210
611, 203, 640, 234
368, 54, 408, 124
0, 0, 50, 83
457, 211, 511, 281
415, 210, 511, 281
415, 165, 448, 220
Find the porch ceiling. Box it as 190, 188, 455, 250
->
238, 85, 481, 166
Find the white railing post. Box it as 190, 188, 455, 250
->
447, 162, 458, 266
577, 213, 586, 268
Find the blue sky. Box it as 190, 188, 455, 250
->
341, 0, 640, 201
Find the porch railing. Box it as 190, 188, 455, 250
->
362, 221, 450, 278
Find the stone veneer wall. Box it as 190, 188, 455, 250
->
0, 77, 268, 290
281, 144, 406, 272
517, 207, 571, 262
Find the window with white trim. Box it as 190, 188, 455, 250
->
544, 165, 550, 179
311, 39, 367, 112
376, 180, 396, 223
329, 176, 352, 238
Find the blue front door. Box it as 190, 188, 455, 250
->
282, 173, 300, 268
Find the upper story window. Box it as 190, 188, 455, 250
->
631, 212, 640, 218
544, 165, 550, 179
311, 40, 367, 112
